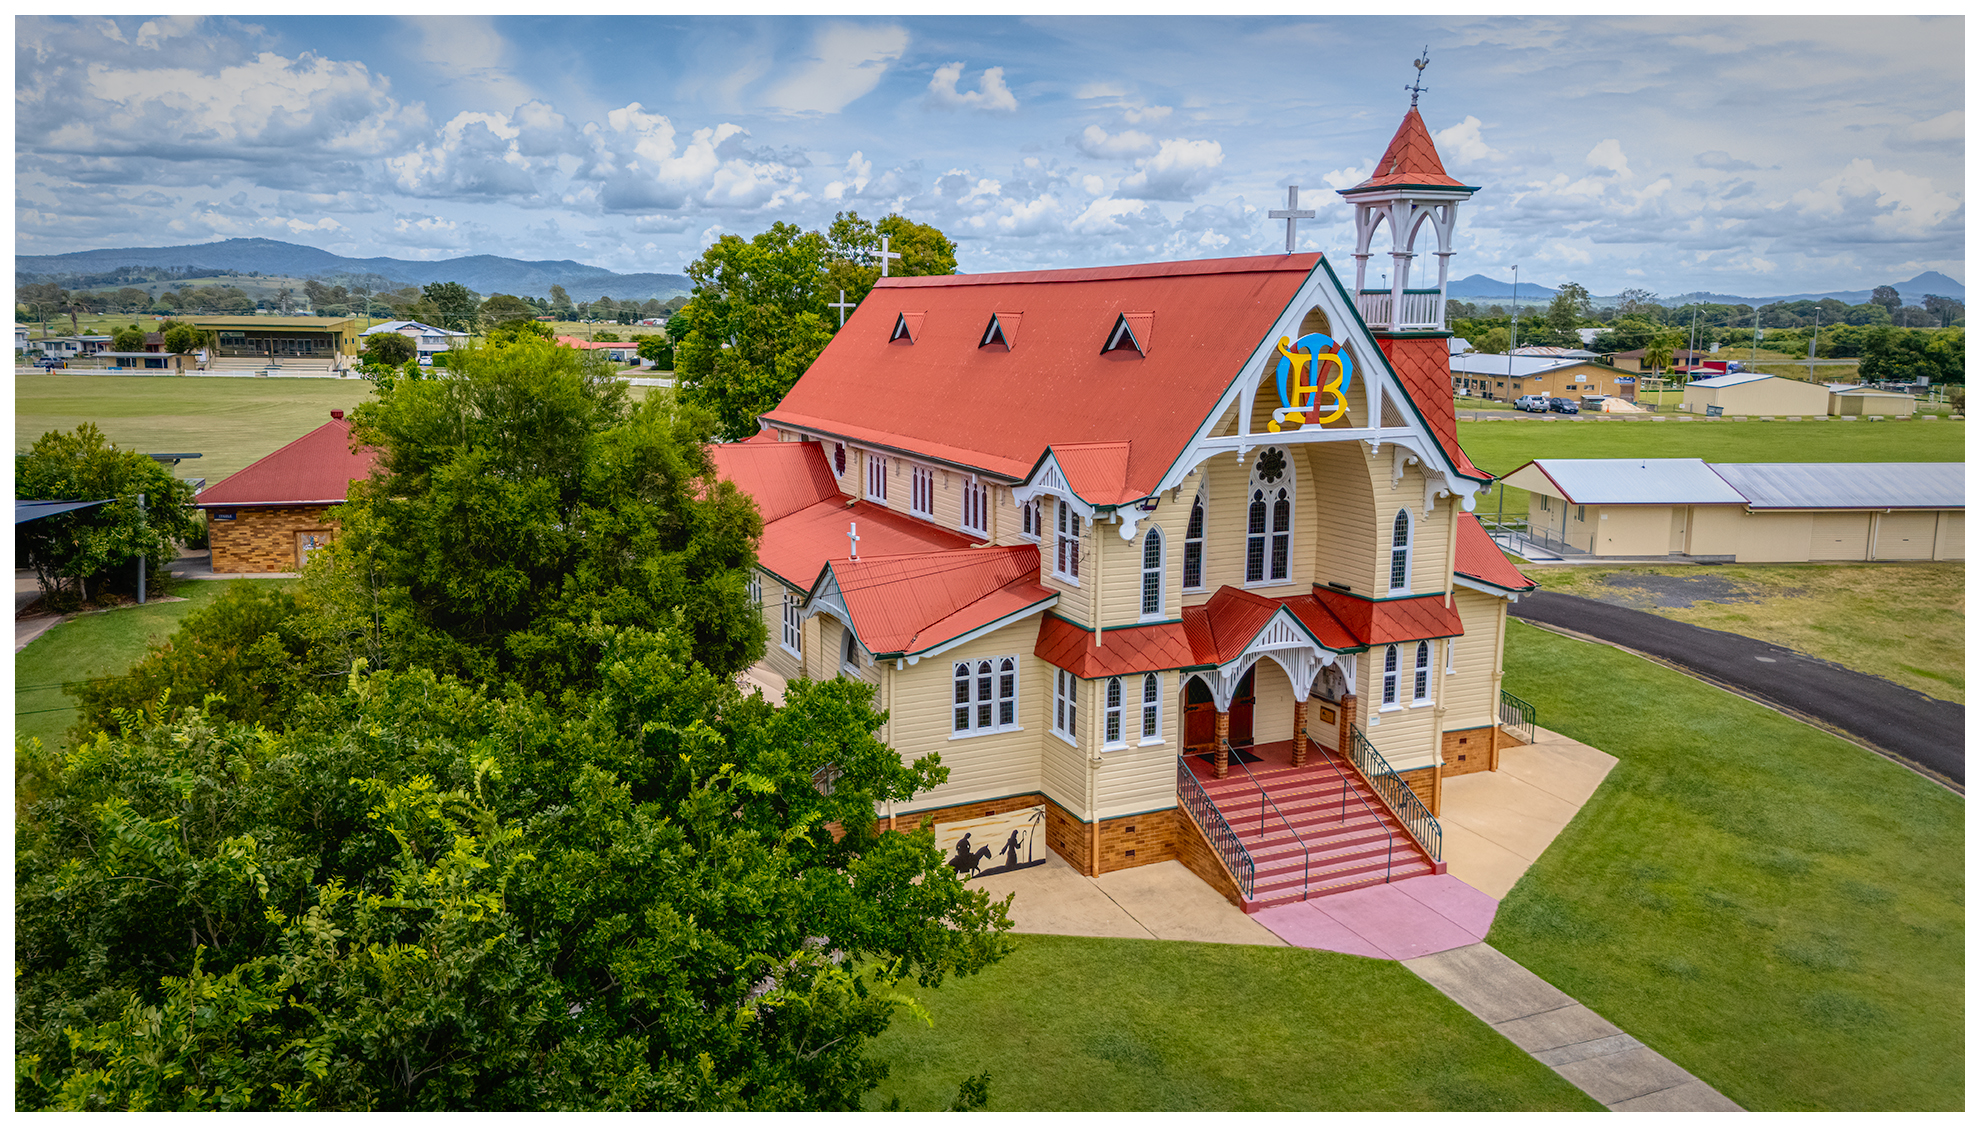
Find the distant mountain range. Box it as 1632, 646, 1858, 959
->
1449, 270, 1962, 308
15, 238, 692, 303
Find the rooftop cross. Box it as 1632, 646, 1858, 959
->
1406, 46, 1430, 107
1268, 186, 1316, 255
848, 520, 860, 561
829, 287, 857, 327
878, 235, 902, 278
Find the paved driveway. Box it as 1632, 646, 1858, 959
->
1512, 591, 1963, 786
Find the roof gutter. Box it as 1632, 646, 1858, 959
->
880, 592, 1059, 666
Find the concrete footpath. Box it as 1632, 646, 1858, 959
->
1407, 943, 1743, 1112
1512, 590, 1964, 786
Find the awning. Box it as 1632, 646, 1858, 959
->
16, 499, 112, 524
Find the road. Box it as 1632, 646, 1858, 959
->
1510, 591, 1964, 787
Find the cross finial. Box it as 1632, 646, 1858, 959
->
1407, 46, 1430, 107
878, 235, 902, 278
848, 520, 860, 561
828, 287, 856, 327
1267, 185, 1316, 255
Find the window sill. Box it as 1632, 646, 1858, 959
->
1102, 741, 1129, 752
780, 644, 802, 659
1137, 736, 1165, 748
1241, 577, 1296, 590
950, 725, 1023, 741
1378, 702, 1403, 713
1050, 730, 1079, 748
1410, 699, 1435, 709
1052, 573, 1082, 588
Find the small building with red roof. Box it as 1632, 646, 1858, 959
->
194, 410, 378, 572
714, 103, 1538, 909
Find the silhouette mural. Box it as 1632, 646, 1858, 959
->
931, 804, 1047, 881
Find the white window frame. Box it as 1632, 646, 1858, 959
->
1053, 499, 1082, 585
1380, 644, 1400, 710
748, 572, 762, 609
1412, 641, 1433, 704
961, 476, 988, 537
866, 451, 888, 502
1104, 677, 1126, 748
1019, 498, 1041, 541
1052, 668, 1079, 746
1183, 493, 1206, 591
1139, 526, 1165, 620
910, 463, 935, 519
1389, 509, 1413, 594
1139, 672, 1163, 746
781, 592, 803, 657
841, 625, 863, 676
1244, 446, 1294, 587
1445, 638, 1456, 674
952, 655, 1021, 737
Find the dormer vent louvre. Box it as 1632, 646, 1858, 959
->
889, 311, 924, 344
1103, 312, 1153, 356
981, 314, 1008, 350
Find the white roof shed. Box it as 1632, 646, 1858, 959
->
1503, 459, 1749, 505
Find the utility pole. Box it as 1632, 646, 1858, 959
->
136, 492, 147, 605
1509, 265, 1519, 393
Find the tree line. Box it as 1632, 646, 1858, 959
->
16, 334, 1011, 1110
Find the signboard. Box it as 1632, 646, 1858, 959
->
932, 804, 1047, 880
1312, 703, 1338, 727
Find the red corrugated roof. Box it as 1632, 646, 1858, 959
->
556, 336, 638, 350
1048, 442, 1137, 506
707, 438, 841, 522
1034, 614, 1196, 678
1181, 586, 1363, 666
196, 416, 377, 507
753, 498, 976, 591
828, 545, 1052, 656
1341, 108, 1472, 192
1454, 513, 1537, 592
764, 255, 1320, 496
1311, 585, 1465, 644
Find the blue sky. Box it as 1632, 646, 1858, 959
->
15, 14, 1965, 296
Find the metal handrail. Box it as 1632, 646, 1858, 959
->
1220, 739, 1311, 901
1347, 726, 1444, 863
1499, 689, 1537, 744
1310, 735, 1394, 882
1176, 756, 1254, 900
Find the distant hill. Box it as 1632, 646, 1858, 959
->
1447, 273, 1559, 301
1452, 269, 1962, 309
15, 238, 693, 303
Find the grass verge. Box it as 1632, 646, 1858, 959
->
17, 374, 376, 482
1530, 562, 1963, 703
864, 933, 1600, 1111
14, 579, 281, 753
1490, 620, 1963, 1111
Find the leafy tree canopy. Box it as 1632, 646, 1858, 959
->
478, 293, 538, 325
16, 424, 200, 608
674, 213, 957, 440
359, 330, 417, 369
111, 326, 146, 352
421, 282, 481, 333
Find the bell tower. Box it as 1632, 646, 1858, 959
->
1336, 51, 1479, 436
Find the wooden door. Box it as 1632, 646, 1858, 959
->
1229, 667, 1255, 748
1183, 678, 1215, 755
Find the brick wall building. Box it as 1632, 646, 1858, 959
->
195, 411, 378, 573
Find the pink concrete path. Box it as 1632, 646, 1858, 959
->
1251, 874, 1497, 960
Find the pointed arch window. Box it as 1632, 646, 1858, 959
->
1389, 509, 1413, 593
1183, 493, 1205, 591
1381, 644, 1400, 707
1140, 673, 1161, 743
841, 626, 863, 676
833, 442, 847, 477
1413, 641, 1432, 702
954, 655, 1019, 735
1054, 499, 1081, 583
1245, 446, 1293, 585
1140, 527, 1165, 618
961, 477, 988, 536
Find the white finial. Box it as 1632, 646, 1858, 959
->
848, 521, 861, 561
878, 235, 902, 278
1268, 185, 1316, 255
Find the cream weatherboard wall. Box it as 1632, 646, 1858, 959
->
888, 616, 1051, 817
1446, 588, 1507, 733
1356, 636, 1445, 773
1093, 670, 1183, 820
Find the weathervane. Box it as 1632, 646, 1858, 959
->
1406, 46, 1430, 107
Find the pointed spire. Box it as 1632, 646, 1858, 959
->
1340, 108, 1471, 194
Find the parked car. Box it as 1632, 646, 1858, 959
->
1514, 394, 1549, 412
1548, 397, 1580, 414
35, 357, 65, 370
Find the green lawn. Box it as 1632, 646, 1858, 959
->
865, 933, 1599, 1111
17, 374, 375, 482
1531, 562, 1964, 703
1491, 620, 1963, 1111
14, 579, 283, 753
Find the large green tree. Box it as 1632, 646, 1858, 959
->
421, 282, 482, 333
313, 335, 766, 691
674, 213, 957, 440
16, 424, 200, 608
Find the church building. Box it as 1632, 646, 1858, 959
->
714, 107, 1538, 911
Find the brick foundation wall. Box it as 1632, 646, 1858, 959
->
1442, 725, 1497, 777
886, 793, 1182, 878
1173, 806, 1247, 909
208, 505, 337, 572
1397, 765, 1441, 818
1496, 725, 1529, 749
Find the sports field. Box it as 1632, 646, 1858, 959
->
16, 374, 375, 482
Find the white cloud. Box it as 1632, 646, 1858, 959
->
925, 62, 1019, 113
1432, 116, 1504, 166
1117, 138, 1223, 201
1891, 109, 1962, 146
1789, 158, 1960, 241
1585, 139, 1631, 177
402, 15, 534, 110
1074, 125, 1157, 159
824, 150, 873, 200
1695, 150, 1761, 171
763, 23, 909, 115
